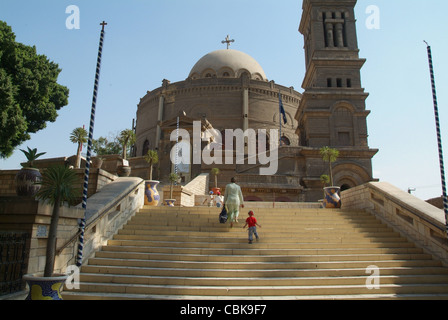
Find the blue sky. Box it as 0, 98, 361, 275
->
1, 1, 448, 201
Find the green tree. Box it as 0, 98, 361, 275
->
320, 146, 340, 186
144, 150, 159, 180
70, 127, 88, 168
168, 172, 179, 199
35, 165, 81, 277
118, 129, 136, 160
92, 136, 121, 156
0, 21, 69, 159
19, 147, 46, 168
320, 174, 330, 188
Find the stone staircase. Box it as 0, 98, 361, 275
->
62, 206, 448, 300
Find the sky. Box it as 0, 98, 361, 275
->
0, 0, 447, 202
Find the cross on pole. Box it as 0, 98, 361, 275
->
100, 21, 107, 31
222, 35, 235, 49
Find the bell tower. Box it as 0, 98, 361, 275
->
297, 0, 371, 149
296, 0, 378, 192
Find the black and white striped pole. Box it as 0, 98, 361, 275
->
424, 41, 448, 235
76, 21, 107, 267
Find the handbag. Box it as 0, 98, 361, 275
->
219, 206, 228, 224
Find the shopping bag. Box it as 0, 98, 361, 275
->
219, 206, 228, 224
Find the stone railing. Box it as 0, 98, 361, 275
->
63, 177, 145, 268
341, 182, 448, 266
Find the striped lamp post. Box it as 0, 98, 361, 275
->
424, 41, 448, 235
76, 21, 107, 267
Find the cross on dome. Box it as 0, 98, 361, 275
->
221, 35, 235, 49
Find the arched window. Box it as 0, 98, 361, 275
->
142, 140, 150, 156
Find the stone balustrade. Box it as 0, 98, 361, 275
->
341, 182, 448, 266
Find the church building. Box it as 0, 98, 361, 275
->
133, 0, 378, 202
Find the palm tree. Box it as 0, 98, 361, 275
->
320, 174, 330, 188
70, 127, 88, 168
118, 129, 136, 160
35, 165, 81, 277
20, 147, 46, 168
320, 146, 339, 186
144, 149, 159, 180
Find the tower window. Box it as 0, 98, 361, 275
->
336, 78, 342, 88
327, 78, 332, 87
347, 79, 352, 88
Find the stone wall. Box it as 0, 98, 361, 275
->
0, 168, 116, 200
341, 182, 448, 266
0, 177, 145, 278
161, 173, 209, 207
0, 197, 84, 275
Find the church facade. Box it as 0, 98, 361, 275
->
133, 0, 378, 202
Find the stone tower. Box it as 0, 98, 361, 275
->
296, 0, 378, 193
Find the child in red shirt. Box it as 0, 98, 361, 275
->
243, 211, 262, 244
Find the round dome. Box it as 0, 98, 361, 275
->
189, 49, 267, 81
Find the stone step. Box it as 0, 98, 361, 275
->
79, 265, 448, 278
86, 257, 443, 270
62, 292, 448, 301
132, 211, 379, 220
123, 224, 392, 233
117, 228, 399, 238
93, 251, 434, 263
101, 245, 424, 256
77, 273, 448, 287
110, 234, 408, 244
63, 206, 448, 300
64, 282, 448, 297
106, 239, 417, 250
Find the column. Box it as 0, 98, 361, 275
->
243, 88, 249, 154
334, 12, 344, 48
155, 95, 164, 150
325, 12, 334, 48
